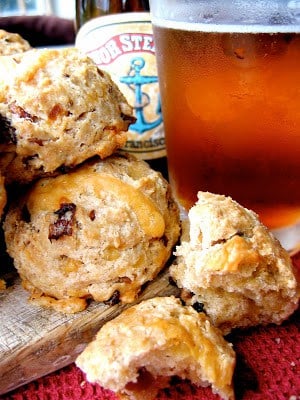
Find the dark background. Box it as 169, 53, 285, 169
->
0, 15, 76, 47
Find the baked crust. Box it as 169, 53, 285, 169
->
170, 191, 300, 334
0, 47, 134, 183
76, 296, 236, 400
3, 154, 180, 312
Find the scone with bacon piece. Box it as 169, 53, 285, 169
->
3, 154, 180, 312
0, 47, 134, 184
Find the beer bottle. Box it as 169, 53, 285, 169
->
75, 0, 168, 178
75, 1, 123, 30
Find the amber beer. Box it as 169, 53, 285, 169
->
153, 21, 300, 233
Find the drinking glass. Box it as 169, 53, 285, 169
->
149, 0, 300, 250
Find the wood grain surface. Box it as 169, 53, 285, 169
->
0, 269, 179, 395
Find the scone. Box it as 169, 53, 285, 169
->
0, 47, 135, 183
170, 191, 300, 335
0, 29, 31, 55
3, 154, 180, 313
76, 296, 236, 400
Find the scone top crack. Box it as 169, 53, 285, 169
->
76, 296, 236, 400
0, 47, 135, 184
170, 191, 300, 334
3, 155, 180, 313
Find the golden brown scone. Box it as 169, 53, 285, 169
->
3, 154, 180, 313
0, 47, 134, 184
76, 296, 236, 400
170, 191, 300, 335
0, 29, 31, 56
0, 173, 6, 217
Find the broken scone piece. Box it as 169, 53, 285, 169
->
170, 191, 300, 335
3, 154, 180, 313
76, 296, 236, 400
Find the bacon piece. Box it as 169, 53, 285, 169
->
9, 102, 38, 122
48, 203, 76, 240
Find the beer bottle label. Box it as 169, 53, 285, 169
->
75, 12, 165, 160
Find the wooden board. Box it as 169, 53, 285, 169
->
0, 269, 179, 395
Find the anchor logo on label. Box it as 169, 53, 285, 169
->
120, 57, 163, 134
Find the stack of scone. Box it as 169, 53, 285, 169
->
1, 30, 299, 400
0, 30, 180, 312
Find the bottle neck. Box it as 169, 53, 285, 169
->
76, 0, 123, 30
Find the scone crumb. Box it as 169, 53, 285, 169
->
80, 380, 87, 389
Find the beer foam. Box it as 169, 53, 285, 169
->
152, 17, 300, 34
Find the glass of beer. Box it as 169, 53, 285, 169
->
149, 0, 300, 250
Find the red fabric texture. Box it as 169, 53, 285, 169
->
1, 255, 300, 400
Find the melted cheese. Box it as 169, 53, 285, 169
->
27, 169, 165, 238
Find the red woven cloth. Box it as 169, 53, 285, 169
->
1, 255, 300, 400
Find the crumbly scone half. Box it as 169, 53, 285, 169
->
3, 154, 180, 313
0, 29, 32, 56
0, 47, 135, 184
170, 191, 300, 335
76, 296, 236, 400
